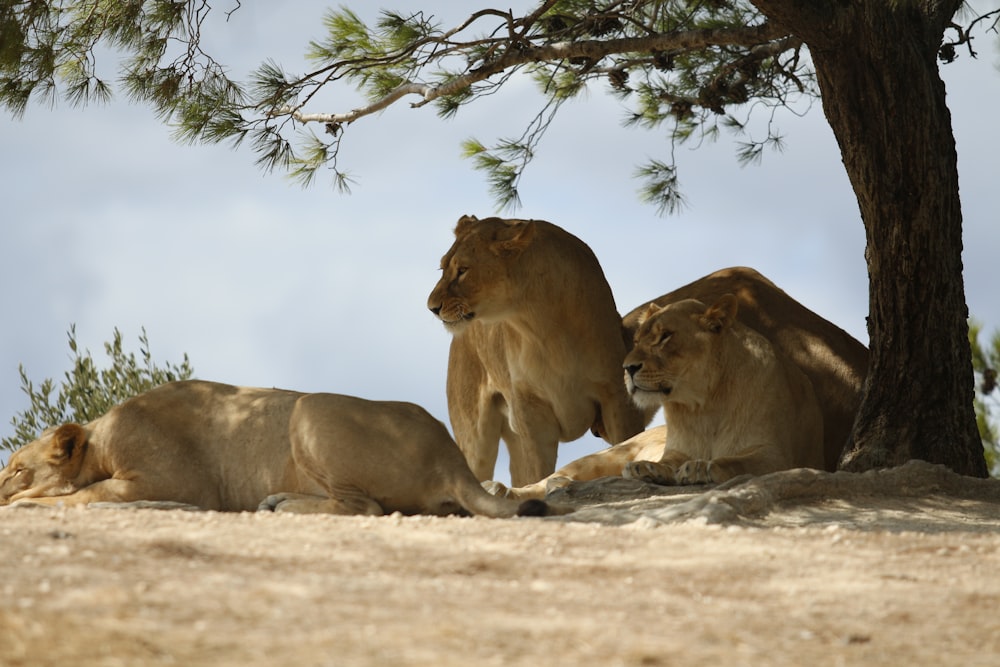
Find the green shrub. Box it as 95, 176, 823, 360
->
2, 325, 194, 453
970, 320, 999, 476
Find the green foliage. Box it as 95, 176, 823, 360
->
461, 137, 525, 212
0, 1, 811, 209
1, 2, 992, 211
970, 320, 1000, 476
2, 326, 194, 453
634, 159, 686, 216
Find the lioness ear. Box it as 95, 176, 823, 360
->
454, 214, 479, 235
47, 424, 89, 470
700, 294, 738, 333
492, 219, 537, 257
636, 302, 662, 327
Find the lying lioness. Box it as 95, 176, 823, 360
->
622, 295, 825, 484
623, 266, 867, 471
0, 380, 558, 518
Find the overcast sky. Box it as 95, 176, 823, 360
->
2, 2, 998, 480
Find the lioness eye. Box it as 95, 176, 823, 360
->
657, 331, 673, 345
456, 267, 468, 277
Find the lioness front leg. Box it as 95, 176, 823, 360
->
622, 460, 676, 485
622, 449, 693, 485
7, 478, 153, 507
696, 445, 785, 483
631, 458, 726, 485
675, 459, 716, 485
502, 418, 560, 487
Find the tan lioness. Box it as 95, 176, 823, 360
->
427, 215, 651, 486
624, 267, 868, 471
0, 380, 558, 518
621, 296, 825, 484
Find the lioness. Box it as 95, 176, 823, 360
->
624, 267, 868, 471
427, 215, 651, 486
622, 295, 825, 484
0, 380, 558, 518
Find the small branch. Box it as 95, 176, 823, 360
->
225, 0, 242, 22
282, 82, 432, 124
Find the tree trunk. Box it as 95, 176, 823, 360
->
759, 1, 987, 476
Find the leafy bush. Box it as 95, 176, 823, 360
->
2, 326, 194, 453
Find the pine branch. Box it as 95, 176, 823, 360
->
276, 22, 792, 126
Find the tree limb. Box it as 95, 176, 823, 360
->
279, 21, 790, 125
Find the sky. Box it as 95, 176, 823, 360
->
1, 2, 998, 480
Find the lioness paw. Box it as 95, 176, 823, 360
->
675, 460, 714, 485
623, 460, 676, 485
543, 475, 573, 493
257, 494, 285, 512
481, 480, 510, 497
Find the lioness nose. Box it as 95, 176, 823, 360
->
624, 363, 641, 378
429, 306, 442, 316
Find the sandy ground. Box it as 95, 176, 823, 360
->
2, 461, 1000, 667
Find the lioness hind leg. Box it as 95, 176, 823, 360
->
258, 492, 383, 516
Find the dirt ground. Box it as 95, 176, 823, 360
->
3, 461, 1000, 667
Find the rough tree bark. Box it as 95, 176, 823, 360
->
754, 0, 987, 476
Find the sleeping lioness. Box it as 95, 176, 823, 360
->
0, 380, 559, 518
621, 295, 825, 484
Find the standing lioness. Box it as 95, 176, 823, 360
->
0, 380, 557, 518
427, 215, 651, 486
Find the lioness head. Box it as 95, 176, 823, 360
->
0, 424, 89, 504
624, 295, 739, 411
427, 215, 538, 331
